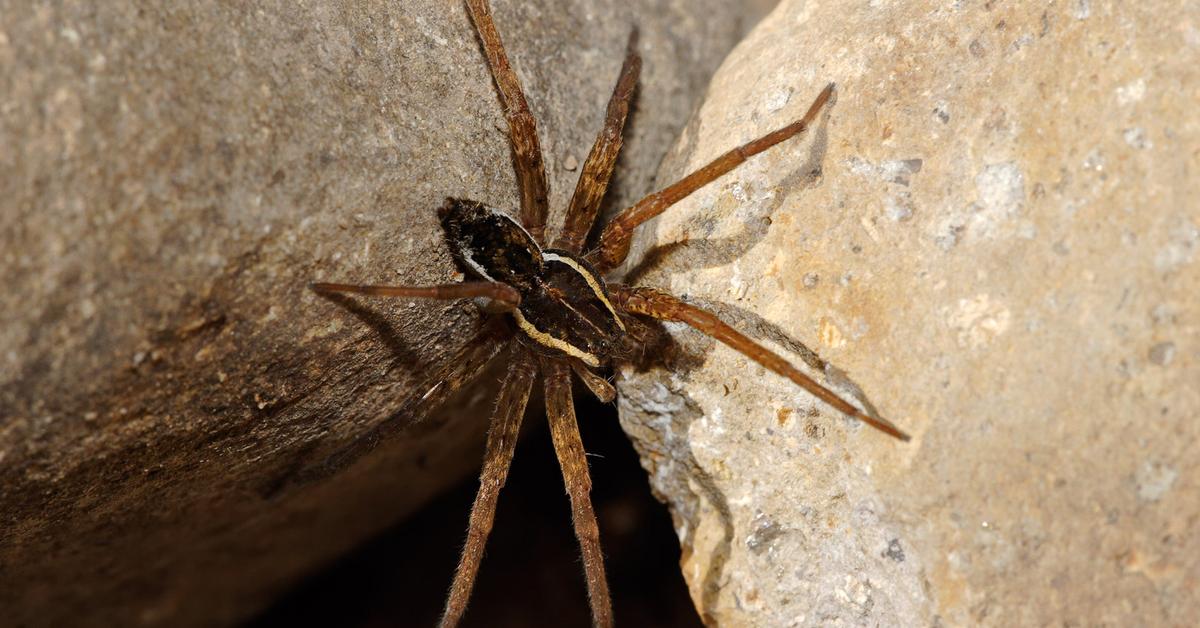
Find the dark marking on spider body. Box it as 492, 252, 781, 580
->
515, 248, 628, 366
310, 1, 909, 626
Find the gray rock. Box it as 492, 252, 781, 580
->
0, 1, 765, 625
616, 0, 1200, 625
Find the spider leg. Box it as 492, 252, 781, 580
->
309, 280, 520, 312
554, 29, 642, 253
611, 284, 910, 441
543, 357, 613, 627
465, 0, 550, 244
570, 359, 617, 403
441, 346, 538, 628
589, 83, 835, 272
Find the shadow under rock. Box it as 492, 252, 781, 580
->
268, 292, 509, 495
248, 384, 703, 628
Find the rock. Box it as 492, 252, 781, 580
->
0, 1, 765, 625
616, 0, 1199, 625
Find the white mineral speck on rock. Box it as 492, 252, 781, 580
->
1115, 78, 1146, 105
1074, 0, 1091, 19
765, 87, 792, 113
945, 294, 1012, 350
1123, 127, 1151, 149
1135, 461, 1178, 502
1153, 219, 1198, 271
885, 195, 913, 222
971, 162, 1025, 236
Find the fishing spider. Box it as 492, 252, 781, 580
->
311, 0, 909, 625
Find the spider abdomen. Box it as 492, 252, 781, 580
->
440, 198, 543, 292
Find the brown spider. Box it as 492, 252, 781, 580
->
311, 0, 909, 625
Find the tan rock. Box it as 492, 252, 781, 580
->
616, 0, 1199, 625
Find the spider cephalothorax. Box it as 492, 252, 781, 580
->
311, 1, 908, 626
440, 198, 630, 367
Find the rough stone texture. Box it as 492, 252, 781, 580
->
0, 1, 766, 626
616, 0, 1199, 625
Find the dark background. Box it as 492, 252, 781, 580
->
251, 390, 701, 628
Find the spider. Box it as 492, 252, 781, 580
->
310, 0, 909, 625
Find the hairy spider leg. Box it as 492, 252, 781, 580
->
570, 359, 617, 403
441, 347, 538, 628
553, 29, 642, 254
590, 83, 835, 272
543, 357, 614, 628
309, 281, 521, 312
612, 285, 911, 441
466, 0, 550, 244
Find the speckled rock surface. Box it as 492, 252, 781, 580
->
615, 1, 1199, 625
0, 1, 764, 625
